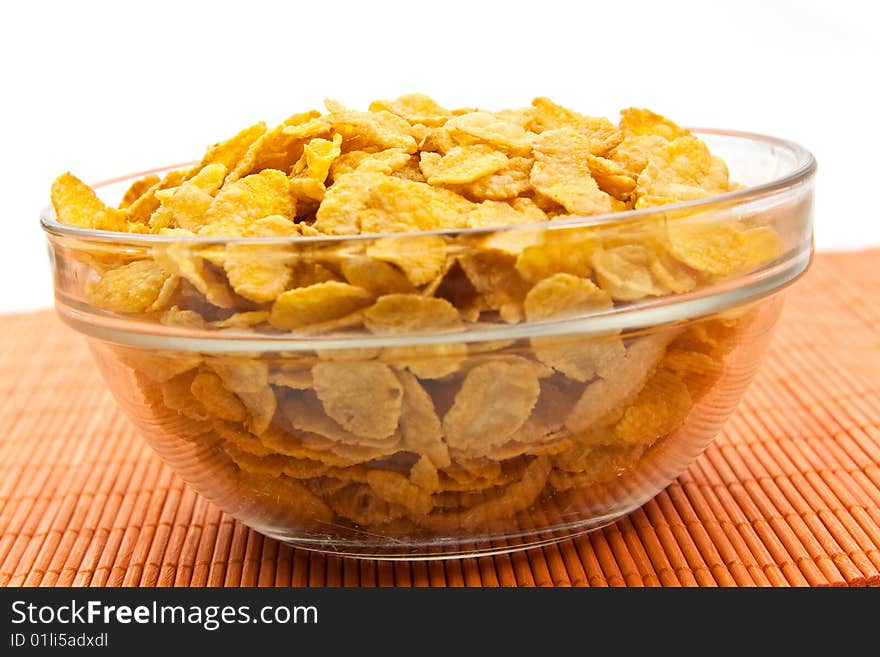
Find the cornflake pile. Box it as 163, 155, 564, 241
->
51, 95, 783, 539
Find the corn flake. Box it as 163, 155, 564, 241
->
311, 361, 403, 440
529, 97, 623, 155
120, 174, 161, 209
200, 122, 268, 172
326, 103, 417, 153
370, 93, 452, 127
443, 111, 534, 156
442, 357, 541, 451
466, 199, 547, 229
363, 294, 462, 334
200, 169, 294, 236
51, 173, 128, 232
341, 257, 416, 296
365, 235, 448, 286
424, 145, 509, 186
269, 281, 372, 330
222, 244, 294, 303
86, 260, 177, 314
613, 367, 692, 445
381, 342, 467, 379
190, 371, 247, 422
396, 370, 450, 467
531, 128, 617, 215
619, 108, 690, 141
635, 136, 730, 208
523, 272, 612, 321
454, 156, 533, 201
565, 332, 674, 433
314, 171, 473, 234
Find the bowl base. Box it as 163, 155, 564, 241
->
259, 516, 621, 561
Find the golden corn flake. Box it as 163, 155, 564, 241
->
239, 385, 277, 436
424, 457, 550, 532
666, 220, 748, 276
363, 294, 463, 334
366, 469, 434, 516
466, 198, 547, 229
565, 332, 674, 433
370, 93, 452, 127
325, 483, 408, 526
314, 171, 473, 234
523, 274, 622, 380
225, 123, 307, 183
126, 168, 195, 227
190, 371, 247, 422
269, 281, 372, 330
206, 356, 268, 393
200, 169, 294, 236
288, 260, 339, 288
396, 370, 450, 467
281, 113, 331, 139
340, 257, 416, 296
330, 148, 413, 180
589, 245, 658, 299
51, 173, 128, 232
529, 97, 622, 155
85, 260, 177, 314
381, 342, 467, 380
453, 156, 533, 201
457, 249, 530, 312
160, 371, 210, 421
365, 235, 448, 286
149, 179, 217, 232
740, 226, 785, 270
301, 133, 343, 183
200, 121, 267, 172
157, 244, 236, 308
523, 273, 612, 321
442, 357, 541, 451
223, 441, 329, 479
619, 108, 690, 141
312, 361, 403, 440
608, 134, 669, 179
160, 306, 206, 329
210, 310, 270, 329
514, 228, 597, 283
586, 154, 636, 201
118, 348, 200, 383
268, 364, 313, 389
613, 367, 692, 445
120, 174, 161, 209
280, 392, 400, 456
443, 111, 534, 156
662, 348, 724, 399
222, 244, 294, 302
530, 128, 617, 216
410, 454, 442, 492
237, 470, 336, 527
423, 145, 509, 186
325, 103, 417, 153
536, 334, 626, 383
635, 136, 730, 208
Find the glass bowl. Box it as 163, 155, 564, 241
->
41, 129, 815, 559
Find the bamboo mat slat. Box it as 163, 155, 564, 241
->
1, 250, 879, 587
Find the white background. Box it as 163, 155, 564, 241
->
1, 0, 878, 313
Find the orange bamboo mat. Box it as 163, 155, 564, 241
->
1, 251, 878, 587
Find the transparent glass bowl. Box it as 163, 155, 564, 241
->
41, 129, 815, 559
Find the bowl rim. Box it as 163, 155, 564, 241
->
39, 127, 817, 245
